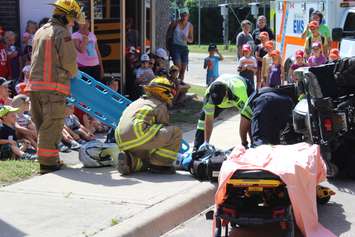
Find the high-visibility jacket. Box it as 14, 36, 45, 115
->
203, 74, 253, 120
26, 17, 77, 96
115, 96, 170, 151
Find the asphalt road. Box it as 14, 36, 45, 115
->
184, 53, 237, 86
163, 180, 355, 237
163, 53, 355, 237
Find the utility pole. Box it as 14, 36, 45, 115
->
198, 0, 201, 46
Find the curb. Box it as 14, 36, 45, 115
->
94, 182, 216, 237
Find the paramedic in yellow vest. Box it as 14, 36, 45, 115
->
115, 77, 183, 175
26, 0, 85, 174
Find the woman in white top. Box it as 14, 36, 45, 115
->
169, 8, 193, 82
72, 19, 104, 83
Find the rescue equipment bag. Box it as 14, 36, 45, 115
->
79, 140, 119, 168
190, 145, 231, 182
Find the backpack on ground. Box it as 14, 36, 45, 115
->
79, 140, 119, 168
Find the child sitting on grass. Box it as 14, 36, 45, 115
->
11, 94, 37, 148
0, 106, 37, 160
64, 101, 95, 143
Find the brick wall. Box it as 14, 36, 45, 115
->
155, 0, 170, 49
0, 0, 19, 32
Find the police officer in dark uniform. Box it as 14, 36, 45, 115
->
247, 86, 299, 147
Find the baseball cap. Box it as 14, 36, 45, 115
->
264, 41, 274, 49
156, 48, 168, 60
11, 94, 30, 108
259, 31, 269, 39
270, 49, 280, 56
180, 7, 189, 15
0, 105, 19, 118
295, 50, 304, 58
312, 41, 321, 49
309, 20, 319, 29
242, 44, 252, 52
208, 43, 217, 52
209, 82, 227, 105
0, 77, 11, 87
140, 53, 150, 62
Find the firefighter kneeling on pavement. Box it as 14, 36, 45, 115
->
115, 77, 183, 175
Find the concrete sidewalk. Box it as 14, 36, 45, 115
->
0, 112, 241, 237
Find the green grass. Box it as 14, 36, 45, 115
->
0, 160, 39, 186
189, 44, 236, 56
188, 84, 207, 97
170, 85, 206, 129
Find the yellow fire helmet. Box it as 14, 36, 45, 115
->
50, 0, 86, 24
144, 77, 176, 104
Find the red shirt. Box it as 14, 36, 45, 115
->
0, 43, 10, 78
74, 107, 85, 124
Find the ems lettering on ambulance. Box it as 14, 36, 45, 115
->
276, 1, 306, 62
293, 14, 304, 34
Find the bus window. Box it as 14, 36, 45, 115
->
94, 0, 120, 20
344, 12, 355, 32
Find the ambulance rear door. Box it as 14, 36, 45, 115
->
275, 1, 320, 61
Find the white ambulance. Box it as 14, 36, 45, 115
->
270, 0, 355, 68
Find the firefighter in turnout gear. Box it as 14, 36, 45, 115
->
115, 77, 183, 175
26, 0, 85, 174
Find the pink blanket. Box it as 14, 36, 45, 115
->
215, 143, 336, 237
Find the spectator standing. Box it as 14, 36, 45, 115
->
268, 49, 284, 88
255, 31, 269, 88
236, 20, 253, 60
238, 44, 257, 89
252, 15, 275, 45
170, 7, 193, 82
289, 50, 307, 83
304, 21, 329, 58
261, 41, 274, 87
301, 11, 331, 43
4, 31, 21, 84
204, 43, 224, 86
308, 42, 327, 67
22, 20, 38, 57
72, 19, 104, 83
0, 37, 10, 79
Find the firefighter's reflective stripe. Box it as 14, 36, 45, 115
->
43, 39, 53, 82
27, 81, 70, 95
197, 119, 205, 130
118, 124, 163, 151
38, 148, 59, 158
155, 147, 178, 161
133, 108, 151, 138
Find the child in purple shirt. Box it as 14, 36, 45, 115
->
268, 49, 284, 88
308, 42, 327, 67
